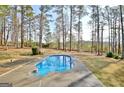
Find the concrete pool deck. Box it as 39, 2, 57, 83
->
0, 56, 104, 87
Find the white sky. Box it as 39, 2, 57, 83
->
32, 5, 111, 41
82, 14, 109, 41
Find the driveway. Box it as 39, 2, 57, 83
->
0, 56, 104, 87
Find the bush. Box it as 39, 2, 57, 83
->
113, 55, 119, 59
106, 52, 113, 58
32, 47, 40, 55
42, 43, 50, 48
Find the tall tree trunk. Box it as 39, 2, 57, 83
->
0, 22, 3, 45
62, 6, 65, 50
34, 30, 37, 46
21, 6, 24, 48
3, 17, 6, 45
96, 6, 100, 55
112, 18, 115, 53
120, 5, 124, 59
29, 19, 32, 47
113, 19, 115, 53
64, 24, 67, 51
5, 24, 10, 48
94, 18, 97, 53
26, 27, 29, 47
70, 5, 72, 51
118, 20, 121, 54
91, 7, 95, 53
108, 11, 111, 52
101, 26, 104, 55
16, 18, 19, 48
77, 8, 81, 52
39, 6, 44, 49
114, 18, 117, 53
13, 5, 18, 48
57, 26, 60, 50
57, 37, 60, 50
91, 23, 94, 53
91, 29, 94, 53
110, 18, 113, 52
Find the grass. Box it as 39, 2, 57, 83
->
0, 48, 124, 86
0, 52, 13, 60
73, 52, 124, 86
0, 48, 32, 60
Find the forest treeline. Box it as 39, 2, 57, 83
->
0, 5, 124, 58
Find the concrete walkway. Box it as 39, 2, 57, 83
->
0, 56, 104, 87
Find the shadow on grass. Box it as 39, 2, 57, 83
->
19, 52, 33, 56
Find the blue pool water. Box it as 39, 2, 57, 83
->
35, 55, 74, 76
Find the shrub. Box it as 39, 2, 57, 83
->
42, 43, 50, 48
32, 47, 40, 55
113, 55, 119, 59
106, 52, 113, 58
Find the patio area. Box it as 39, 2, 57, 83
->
0, 55, 103, 87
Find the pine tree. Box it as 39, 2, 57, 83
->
120, 5, 124, 59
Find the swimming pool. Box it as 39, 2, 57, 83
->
35, 55, 74, 76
